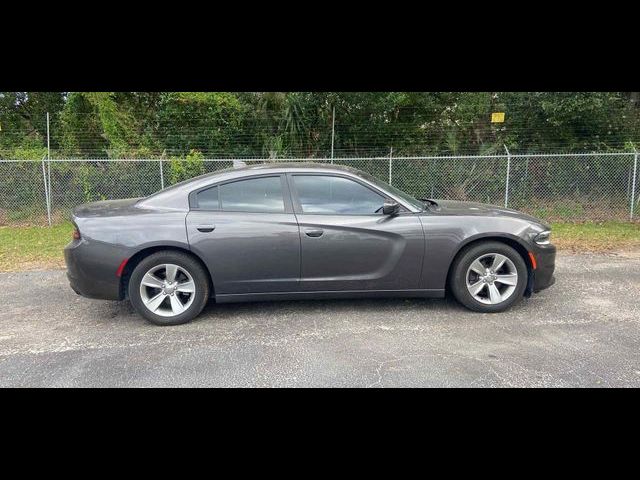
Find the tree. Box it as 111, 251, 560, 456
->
4, 91, 640, 159
0, 92, 65, 156
158, 92, 245, 157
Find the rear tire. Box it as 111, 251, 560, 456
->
449, 241, 527, 313
128, 251, 210, 326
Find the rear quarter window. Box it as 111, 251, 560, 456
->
196, 186, 219, 209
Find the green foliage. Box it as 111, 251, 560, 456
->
158, 92, 245, 157
58, 92, 107, 156
168, 150, 205, 185
4, 91, 640, 159
7, 145, 47, 160
83, 92, 137, 153
0, 92, 65, 153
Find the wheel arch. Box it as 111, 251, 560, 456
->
119, 245, 213, 300
445, 234, 534, 294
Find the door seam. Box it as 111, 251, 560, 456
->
417, 215, 427, 289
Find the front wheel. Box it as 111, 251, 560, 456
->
449, 241, 528, 313
128, 251, 210, 326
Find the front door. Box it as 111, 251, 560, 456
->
288, 173, 424, 292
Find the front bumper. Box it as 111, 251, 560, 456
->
532, 244, 556, 292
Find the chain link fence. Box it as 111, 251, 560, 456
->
1, 152, 638, 226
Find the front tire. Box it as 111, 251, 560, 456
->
449, 241, 527, 313
129, 251, 210, 326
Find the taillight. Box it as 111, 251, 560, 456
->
72, 226, 81, 240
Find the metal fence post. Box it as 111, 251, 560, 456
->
631, 150, 638, 221
41, 154, 52, 227
503, 145, 511, 208
330, 106, 335, 164
46, 112, 52, 218
159, 159, 165, 190
389, 147, 393, 185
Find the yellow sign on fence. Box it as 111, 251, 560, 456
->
491, 112, 505, 123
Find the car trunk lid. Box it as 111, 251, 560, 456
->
72, 198, 143, 218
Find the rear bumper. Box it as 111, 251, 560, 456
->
64, 239, 123, 301
532, 245, 556, 292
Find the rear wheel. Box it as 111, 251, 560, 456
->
450, 241, 527, 313
129, 251, 210, 325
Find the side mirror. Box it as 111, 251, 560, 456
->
382, 200, 400, 216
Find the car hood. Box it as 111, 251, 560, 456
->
72, 198, 144, 218
429, 199, 549, 228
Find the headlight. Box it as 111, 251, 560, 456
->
534, 230, 551, 245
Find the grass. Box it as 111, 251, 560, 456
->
551, 221, 640, 252
0, 222, 72, 271
1, 221, 639, 272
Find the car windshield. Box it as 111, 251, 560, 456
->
357, 171, 424, 211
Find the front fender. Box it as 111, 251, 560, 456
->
418, 215, 538, 290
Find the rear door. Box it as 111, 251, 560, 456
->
288, 173, 424, 292
186, 174, 301, 295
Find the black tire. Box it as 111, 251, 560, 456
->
128, 251, 210, 326
449, 241, 527, 313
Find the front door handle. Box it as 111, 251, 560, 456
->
196, 225, 216, 233
304, 228, 324, 238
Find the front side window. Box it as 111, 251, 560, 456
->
292, 175, 385, 215
218, 176, 285, 213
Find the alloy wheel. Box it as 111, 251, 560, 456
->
465, 253, 519, 305
139, 263, 196, 317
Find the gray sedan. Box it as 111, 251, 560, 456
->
64, 163, 556, 325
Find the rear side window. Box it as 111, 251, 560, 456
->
219, 176, 285, 213
195, 177, 285, 212
292, 175, 385, 214
196, 186, 219, 209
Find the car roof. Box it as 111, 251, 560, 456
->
157, 161, 368, 193
139, 162, 375, 210
224, 161, 362, 175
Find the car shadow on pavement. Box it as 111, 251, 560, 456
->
98, 290, 536, 327
197, 295, 470, 322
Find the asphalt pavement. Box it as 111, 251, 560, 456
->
1, 251, 639, 387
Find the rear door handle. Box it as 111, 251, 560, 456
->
196, 225, 215, 233
304, 228, 324, 237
